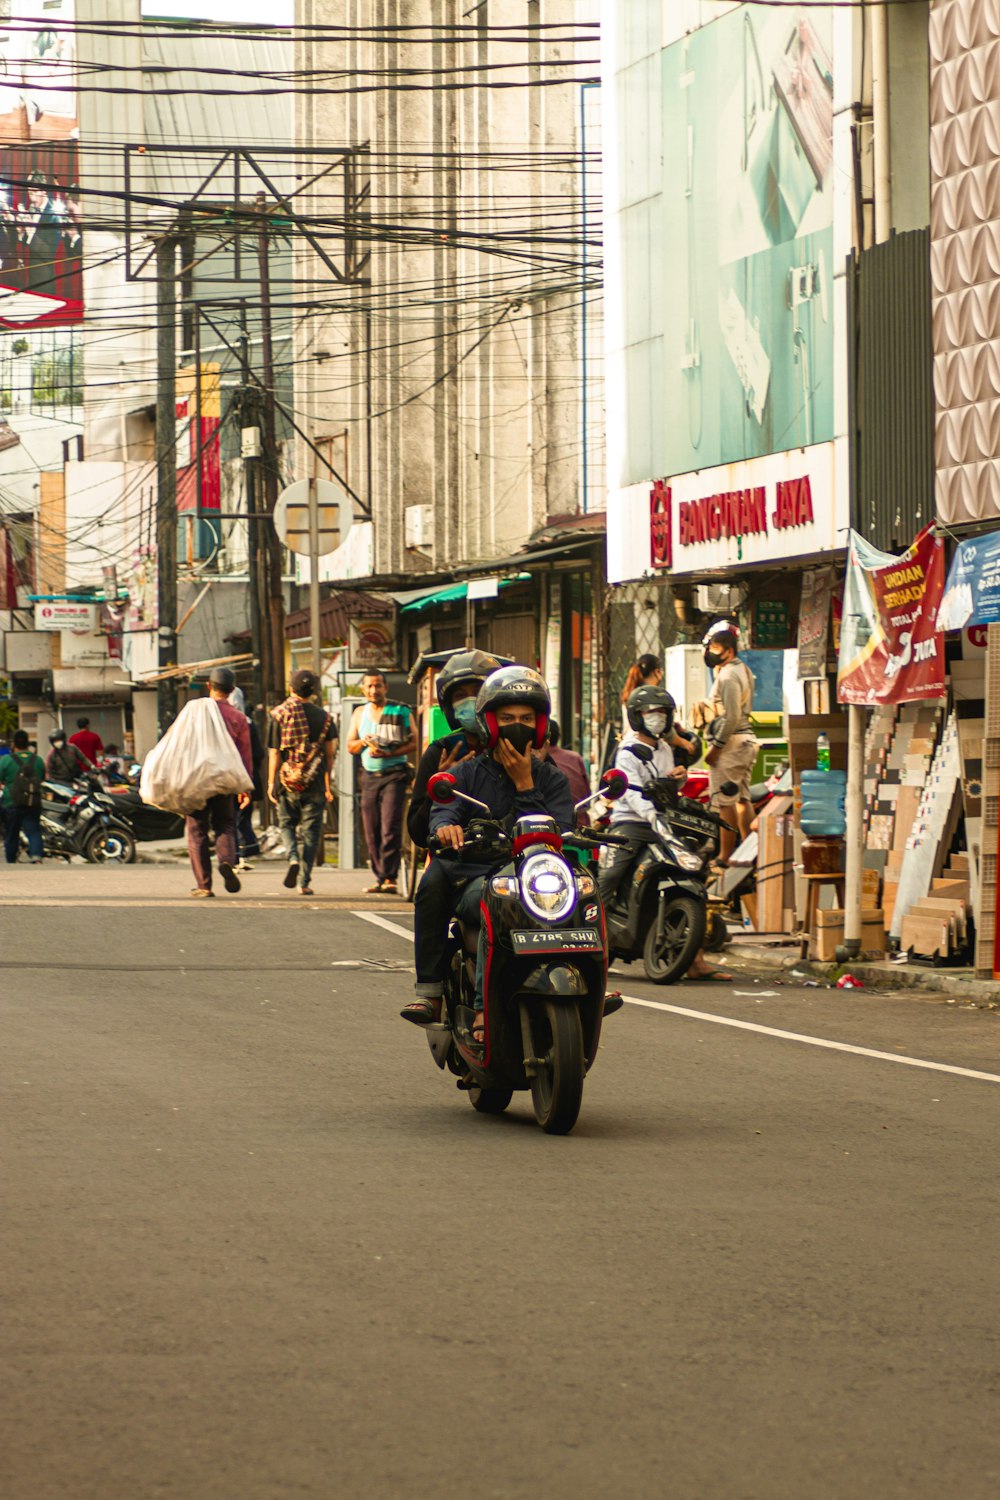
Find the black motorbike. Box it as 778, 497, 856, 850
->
421, 767, 631, 1135
34, 779, 137, 863
90, 780, 185, 845
603, 765, 731, 984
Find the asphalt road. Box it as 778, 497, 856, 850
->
3, 893, 1000, 1500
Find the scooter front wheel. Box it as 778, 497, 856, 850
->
84, 826, 136, 864
527, 1000, 584, 1136
642, 893, 706, 984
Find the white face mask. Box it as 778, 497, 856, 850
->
643, 712, 667, 738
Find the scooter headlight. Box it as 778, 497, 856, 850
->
519, 852, 576, 923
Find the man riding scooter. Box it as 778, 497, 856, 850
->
401, 665, 573, 1039
406, 649, 503, 851
601, 685, 732, 982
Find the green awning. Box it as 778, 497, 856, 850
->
399, 572, 531, 615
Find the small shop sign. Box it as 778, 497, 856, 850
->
34, 601, 96, 633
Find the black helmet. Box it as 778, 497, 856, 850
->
48, 729, 66, 745
475, 665, 551, 750
626, 685, 675, 738
435, 649, 502, 728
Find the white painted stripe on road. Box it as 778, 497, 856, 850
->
352, 911, 415, 941
621, 995, 1000, 1086
351, 911, 1000, 1087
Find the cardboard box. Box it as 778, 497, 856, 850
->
757, 795, 795, 933
810, 909, 885, 962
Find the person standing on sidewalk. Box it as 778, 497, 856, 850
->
69, 716, 103, 765
1, 729, 45, 863
186, 667, 253, 899
703, 628, 757, 865
347, 670, 415, 895
267, 668, 337, 896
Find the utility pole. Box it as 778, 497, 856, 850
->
238, 303, 266, 720
256, 192, 285, 706
156, 235, 178, 734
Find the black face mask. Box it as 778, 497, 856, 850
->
497, 722, 535, 758
704, 648, 723, 668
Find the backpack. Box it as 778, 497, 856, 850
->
10, 754, 41, 810
279, 713, 332, 795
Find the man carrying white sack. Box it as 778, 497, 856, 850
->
185, 667, 254, 899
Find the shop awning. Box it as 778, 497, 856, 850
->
398, 572, 531, 615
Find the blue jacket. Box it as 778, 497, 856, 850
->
428, 751, 574, 840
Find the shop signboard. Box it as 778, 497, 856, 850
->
607, 440, 844, 582
34, 600, 95, 633
837, 527, 946, 705
349, 617, 397, 671
937, 530, 1000, 632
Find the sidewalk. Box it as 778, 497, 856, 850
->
0, 859, 400, 908
724, 932, 1000, 1010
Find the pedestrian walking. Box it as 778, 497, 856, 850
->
45, 729, 92, 782
236, 710, 266, 868
267, 668, 337, 896
347, 670, 415, 894
186, 667, 254, 899
69, 716, 103, 764
1, 729, 45, 863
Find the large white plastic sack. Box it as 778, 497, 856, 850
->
140, 698, 252, 816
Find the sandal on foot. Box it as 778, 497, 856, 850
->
686, 969, 734, 982
283, 862, 300, 889
471, 1014, 486, 1046
400, 999, 441, 1026
380, 880, 398, 895
364, 880, 384, 894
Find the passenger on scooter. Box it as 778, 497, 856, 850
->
601, 686, 730, 981
406, 649, 502, 851
401, 666, 574, 1036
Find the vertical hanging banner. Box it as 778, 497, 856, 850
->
837, 526, 946, 704
797, 566, 834, 679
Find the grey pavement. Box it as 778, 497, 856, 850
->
3, 886, 1000, 1499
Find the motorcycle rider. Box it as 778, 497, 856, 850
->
600, 686, 731, 981
46, 728, 92, 783
406, 649, 502, 852
401, 666, 573, 1037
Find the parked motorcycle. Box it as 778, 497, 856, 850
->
35, 779, 137, 863
89, 780, 185, 844
420, 766, 631, 1135
602, 768, 729, 983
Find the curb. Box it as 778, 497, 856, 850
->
725, 940, 1000, 1009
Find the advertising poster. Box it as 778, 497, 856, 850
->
837, 527, 946, 705
662, 6, 834, 476
0, 0, 83, 331
937, 530, 1000, 632
797, 566, 834, 679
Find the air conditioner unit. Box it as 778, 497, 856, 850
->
694, 583, 741, 614
405, 504, 433, 549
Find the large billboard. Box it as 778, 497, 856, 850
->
0, 0, 83, 330
661, 5, 834, 476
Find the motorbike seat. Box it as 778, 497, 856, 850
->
749, 783, 771, 805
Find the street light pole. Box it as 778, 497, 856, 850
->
308, 475, 322, 679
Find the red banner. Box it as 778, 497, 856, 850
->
837, 525, 946, 704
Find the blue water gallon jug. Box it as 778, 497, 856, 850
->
800, 769, 847, 838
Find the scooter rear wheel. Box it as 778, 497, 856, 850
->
469, 1086, 513, 1115
528, 1000, 584, 1136
642, 893, 706, 984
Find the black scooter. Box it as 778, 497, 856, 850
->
420, 767, 631, 1135
35, 779, 136, 863
603, 760, 732, 984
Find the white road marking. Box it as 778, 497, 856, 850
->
352, 911, 416, 941
622, 995, 1000, 1086
351, 911, 1000, 1088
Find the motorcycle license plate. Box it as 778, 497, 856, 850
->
510, 929, 601, 953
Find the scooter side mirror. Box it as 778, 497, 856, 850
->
600, 768, 629, 802
427, 771, 457, 806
